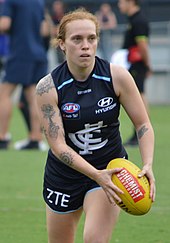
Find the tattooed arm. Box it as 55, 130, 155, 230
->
111, 65, 155, 201
35, 74, 103, 179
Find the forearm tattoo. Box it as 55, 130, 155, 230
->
41, 126, 48, 138
137, 125, 149, 139
36, 74, 55, 96
59, 152, 74, 167
41, 104, 59, 139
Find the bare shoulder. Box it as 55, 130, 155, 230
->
110, 64, 131, 81
36, 73, 55, 96
110, 64, 135, 96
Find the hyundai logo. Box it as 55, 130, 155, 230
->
97, 97, 113, 107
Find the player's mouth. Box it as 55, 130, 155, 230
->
80, 54, 90, 58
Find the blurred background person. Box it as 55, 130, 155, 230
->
96, 3, 117, 61
0, 0, 48, 150
51, 0, 65, 65
15, 9, 53, 151
0, 0, 9, 81
118, 0, 152, 146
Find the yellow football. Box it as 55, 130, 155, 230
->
107, 158, 152, 215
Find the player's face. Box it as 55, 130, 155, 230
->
60, 19, 98, 69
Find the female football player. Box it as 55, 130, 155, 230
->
36, 8, 156, 243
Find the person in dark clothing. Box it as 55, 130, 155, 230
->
118, 0, 152, 146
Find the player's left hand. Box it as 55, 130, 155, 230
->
138, 165, 156, 202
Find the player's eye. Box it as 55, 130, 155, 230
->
88, 35, 97, 42
72, 36, 82, 43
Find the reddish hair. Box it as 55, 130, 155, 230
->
52, 8, 100, 47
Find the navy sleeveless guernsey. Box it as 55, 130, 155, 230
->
45, 56, 127, 185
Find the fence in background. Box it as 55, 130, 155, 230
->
146, 21, 170, 104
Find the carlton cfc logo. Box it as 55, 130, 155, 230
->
62, 103, 80, 114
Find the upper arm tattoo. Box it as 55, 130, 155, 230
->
36, 74, 55, 96
137, 125, 149, 139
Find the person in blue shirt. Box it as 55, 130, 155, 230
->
0, 0, 48, 149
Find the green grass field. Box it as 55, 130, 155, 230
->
0, 105, 170, 243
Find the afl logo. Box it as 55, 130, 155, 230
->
98, 97, 113, 107
62, 103, 80, 114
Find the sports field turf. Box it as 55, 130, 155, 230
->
0, 105, 170, 243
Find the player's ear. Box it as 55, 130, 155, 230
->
59, 40, 66, 52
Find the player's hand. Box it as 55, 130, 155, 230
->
94, 168, 124, 204
138, 165, 156, 202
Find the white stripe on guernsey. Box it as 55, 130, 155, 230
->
57, 78, 74, 90
57, 74, 110, 90
92, 74, 111, 82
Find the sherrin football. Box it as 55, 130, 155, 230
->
107, 158, 152, 215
